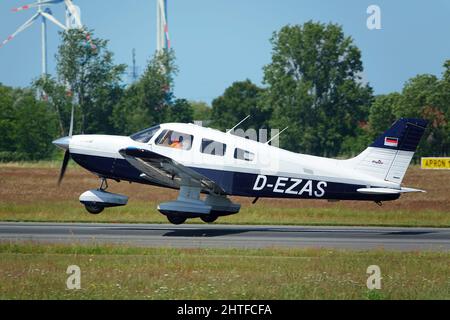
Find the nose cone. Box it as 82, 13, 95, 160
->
53, 136, 71, 150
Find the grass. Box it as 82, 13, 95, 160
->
0, 242, 448, 300
0, 201, 448, 227
0, 163, 449, 227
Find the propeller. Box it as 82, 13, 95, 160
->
58, 148, 71, 186
54, 93, 74, 186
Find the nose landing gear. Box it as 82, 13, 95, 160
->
79, 178, 128, 215
84, 203, 105, 214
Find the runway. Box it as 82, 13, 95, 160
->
0, 222, 449, 251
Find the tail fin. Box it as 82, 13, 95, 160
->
349, 118, 428, 184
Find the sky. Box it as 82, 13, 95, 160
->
0, 0, 449, 104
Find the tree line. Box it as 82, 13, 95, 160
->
0, 22, 448, 161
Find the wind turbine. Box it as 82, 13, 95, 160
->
156, 0, 170, 52
1, 0, 84, 78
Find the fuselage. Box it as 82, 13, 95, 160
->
67, 123, 401, 202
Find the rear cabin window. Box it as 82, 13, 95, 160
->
155, 130, 193, 151
234, 148, 255, 161
201, 139, 226, 156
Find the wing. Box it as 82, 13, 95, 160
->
119, 147, 225, 194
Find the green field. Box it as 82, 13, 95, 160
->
0, 163, 449, 227
0, 164, 449, 300
1, 201, 448, 227
0, 242, 448, 300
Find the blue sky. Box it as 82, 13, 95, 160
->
0, 0, 449, 104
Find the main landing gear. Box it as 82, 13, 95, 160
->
200, 214, 218, 224
84, 179, 108, 214
167, 216, 187, 225
158, 186, 240, 225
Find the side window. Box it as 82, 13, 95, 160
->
155, 130, 193, 150
201, 139, 226, 156
234, 148, 255, 161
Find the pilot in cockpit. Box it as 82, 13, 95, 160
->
169, 135, 184, 149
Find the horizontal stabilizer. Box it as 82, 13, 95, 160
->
357, 187, 426, 195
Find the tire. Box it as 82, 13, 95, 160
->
84, 203, 104, 214
167, 215, 187, 225
201, 215, 218, 223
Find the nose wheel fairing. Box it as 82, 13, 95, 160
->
79, 189, 129, 212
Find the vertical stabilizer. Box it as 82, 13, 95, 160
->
349, 118, 428, 184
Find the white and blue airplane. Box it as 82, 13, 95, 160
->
53, 118, 427, 224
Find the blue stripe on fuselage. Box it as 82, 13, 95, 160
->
191, 167, 399, 201
71, 153, 400, 202
70, 153, 150, 185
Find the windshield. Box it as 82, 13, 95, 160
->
130, 125, 161, 143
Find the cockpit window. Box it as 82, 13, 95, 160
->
130, 125, 161, 143
155, 130, 193, 150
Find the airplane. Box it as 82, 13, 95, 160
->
53, 117, 428, 225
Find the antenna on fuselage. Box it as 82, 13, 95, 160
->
265, 126, 288, 145
226, 115, 250, 134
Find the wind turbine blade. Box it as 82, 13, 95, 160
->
63, 1, 95, 49
157, 0, 170, 48
64, 0, 82, 28
0, 12, 40, 48
12, 0, 63, 12
41, 11, 67, 30
66, 4, 82, 29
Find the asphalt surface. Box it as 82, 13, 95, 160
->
0, 222, 449, 251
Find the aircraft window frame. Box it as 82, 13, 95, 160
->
130, 125, 161, 143
154, 129, 194, 151
234, 148, 255, 162
200, 139, 227, 157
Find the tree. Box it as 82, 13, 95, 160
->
14, 93, 59, 160
0, 84, 58, 161
0, 84, 16, 154
190, 101, 211, 121
211, 79, 270, 132
33, 76, 73, 136
394, 66, 449, 156
168, 99, 194, 123
364, 60, 450, 157
367, 93, 402, 140
55, 29, 126, 134
263, 22, 373, 156
340, 93, 402, 157
112, 50, 177, 134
